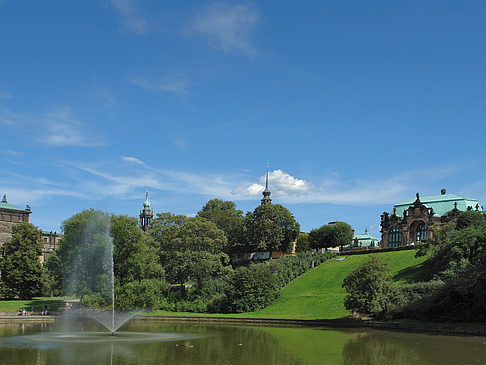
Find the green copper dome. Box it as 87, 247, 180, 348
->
143, 190, 151, 209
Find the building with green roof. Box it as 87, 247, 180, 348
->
380, 189, 483, 248
0, 194, 32, 245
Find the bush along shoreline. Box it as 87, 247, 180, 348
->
159, 252, 333, 314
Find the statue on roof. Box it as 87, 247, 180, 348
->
2, 194, 6, 203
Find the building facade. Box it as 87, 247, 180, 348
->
381, 189, 483, 248
40, 231, 62, 263
0, 194, 32, 245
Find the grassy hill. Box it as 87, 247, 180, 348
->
149, 249, 428, 319
237, 249, 427, 319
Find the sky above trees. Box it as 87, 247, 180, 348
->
1, 1, 485, 236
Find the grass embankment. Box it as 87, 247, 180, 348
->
149, 250, 427, 319
0, 297, 66, 313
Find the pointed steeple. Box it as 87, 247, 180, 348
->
261, 162, 272, 205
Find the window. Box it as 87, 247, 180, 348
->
389, 226, 401, 247
416, 223, 427, 242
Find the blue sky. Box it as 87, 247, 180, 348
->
1, 1, 485, 238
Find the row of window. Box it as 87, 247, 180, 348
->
388, 224, 427, 247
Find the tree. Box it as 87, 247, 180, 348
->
244, 204, 300, 254
197, 199, 244, 255
295, 232, 310, 253
456, 211, 485, 230
49, 210, 168, 309
0, 223, 48, 299
309, 222, 353, 250
111, 215, 167, 309
342, 256, 397, 318
149, 212, 187, 243
157, 217, 230, 297
220, 263, 280, 313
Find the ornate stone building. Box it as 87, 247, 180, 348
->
139, 189, 153, 232
41, 231, 62, 263
381, 189, 483, 248
0, 194, 61, 262
0, 194, 31, 245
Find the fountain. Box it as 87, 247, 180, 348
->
0, 210, 204, 362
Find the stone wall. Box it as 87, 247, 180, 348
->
0, 209, 30, 245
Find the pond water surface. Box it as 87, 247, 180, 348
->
0, 319, 485, 364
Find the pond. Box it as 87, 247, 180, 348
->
0, 319, 485, 364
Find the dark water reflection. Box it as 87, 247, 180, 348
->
0, 320, 485, 364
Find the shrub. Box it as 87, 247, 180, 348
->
220, 263, 280, 313
343, 256, 398, 318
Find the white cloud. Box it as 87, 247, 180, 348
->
128, 73, 190, 94
39, 108, 103, 147
232, 167, 456, 205
189, 2, 259, 56
234, 169, 312, 197
173, 138, 187, 150
121, 156, 145, 165
110, 0, 148, 35
13, 155, 457, 212
2, 150, 23, 156
93, 83, 116, 107
0, 107, 104, 147
0, 91, 12, 99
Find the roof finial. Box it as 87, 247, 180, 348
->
265, 161, 269, 189
1, 194, 6, 203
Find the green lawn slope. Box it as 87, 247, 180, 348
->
150, 249, 428, 319
238, 250, 427, 319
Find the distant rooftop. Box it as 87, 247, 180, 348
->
0, 194, 30, 212
394, 192, 481, 218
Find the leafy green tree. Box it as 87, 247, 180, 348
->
456, 210, 485, 230
157, 217, 230, 297
197, 199, 244, 255
52, 209, 168, 309
295, 232, 310, 253
244, 204, 300, 254
149, 212, 187, 242
342, 256, 397, 318
409, 224, 486, 321
221, 263, 280, 313
111, 215, 168, 309
0, 223, 48, 299
45, 251, 62, 296
310, 222, 353, 250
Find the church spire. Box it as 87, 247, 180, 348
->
261, 162, 272, 205
140, 189, 153, 232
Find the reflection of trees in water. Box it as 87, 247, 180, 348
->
0, 322, 307, 365
343, 331, 421, 365
342, 329, 486, 365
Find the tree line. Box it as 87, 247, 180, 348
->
0, 199, 339, 313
